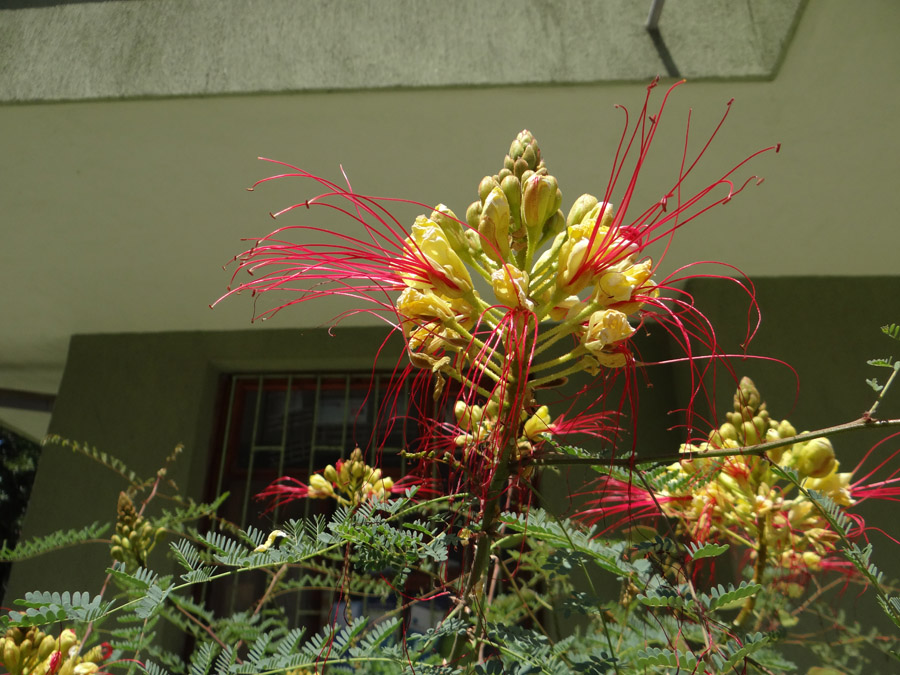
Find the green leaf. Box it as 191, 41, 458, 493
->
867, 357, 896, 368
705, 581, 762, 611
0, 522, 110, 561
686, 541, 730, 560
882, 323, 900, 341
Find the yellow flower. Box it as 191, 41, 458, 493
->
594, 259, 654, 305
397, 286, 456, 323
803, 465, 854, 507
491, 264, 530, 308
581, 309, 634, 356
401, 216, 474, 298
547, 294, 587, 322
523, 405, 552, 441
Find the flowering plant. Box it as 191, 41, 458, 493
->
3, 81, 900, 675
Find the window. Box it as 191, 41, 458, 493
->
206, 372, 425, 632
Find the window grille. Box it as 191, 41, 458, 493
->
207, 372, 421, 631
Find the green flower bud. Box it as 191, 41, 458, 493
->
719, 423, 738, 441
566, 194, 599, 229
478, 176, 499, 203
522, 174, 560, 232
479, 186, 511, 263
734, 376, 761, 413
466, 201, 482, 229
540, 210, 566, 245
501, 175, 522, 228
514, 158, 530, 179
777, 419, 797, 438
764, 428, 789, 463
323, 464, 338, 484
742, 420, 760, 445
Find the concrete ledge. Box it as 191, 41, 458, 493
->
1, 0, 804, 103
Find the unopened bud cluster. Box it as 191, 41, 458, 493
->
110, 491, 166, 572
659, 377, 850, 583
1, 627, 107, 675
309, 447, 394, 507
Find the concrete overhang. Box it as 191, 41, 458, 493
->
1, 0, 805, 103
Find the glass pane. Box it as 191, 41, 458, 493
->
235, 386, 258, 469
255, 384, 287, 446
314, 380, 350, 449
285, 385, 315, 468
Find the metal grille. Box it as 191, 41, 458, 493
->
209, 372, 420, 630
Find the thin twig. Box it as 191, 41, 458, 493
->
536, 417, 900, 468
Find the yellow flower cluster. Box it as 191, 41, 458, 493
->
394, 131, 658, 447
658, 378, 851, 581
312, 447, 395, 507
1, 627, 106, 675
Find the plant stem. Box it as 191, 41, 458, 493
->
535, 416, 900, 468
868, 362, 900, 418
734, 515, 766, 628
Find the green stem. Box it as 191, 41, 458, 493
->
449, 436, 515, 664
733, 515, 766, 628
868, 362, 900, 418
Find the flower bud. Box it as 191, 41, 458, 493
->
466, 201, 482, 229
581, 201, 615, 230
500, 175, 522, 228
540, 209, 566, 245
309, 474, 334, 498
479, 187, 512, 263
323, 465, 338, 484
764, 428, 788, 463
777, 419, 797, 438
478, 176, 499, 203
794, 437, 836, 478
521, 174, 560, 232
566, 193, 599, 229
430, 204, 468, 253
59, 630, 78, 655
734, 377, 761, 413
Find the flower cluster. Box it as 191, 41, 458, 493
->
109, 491, 166, 573
221, 80, 778, 504
257, 447, 394, 510
396, 129, 654, 380
0, 627, 110, 675
586, 378, 860, 587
